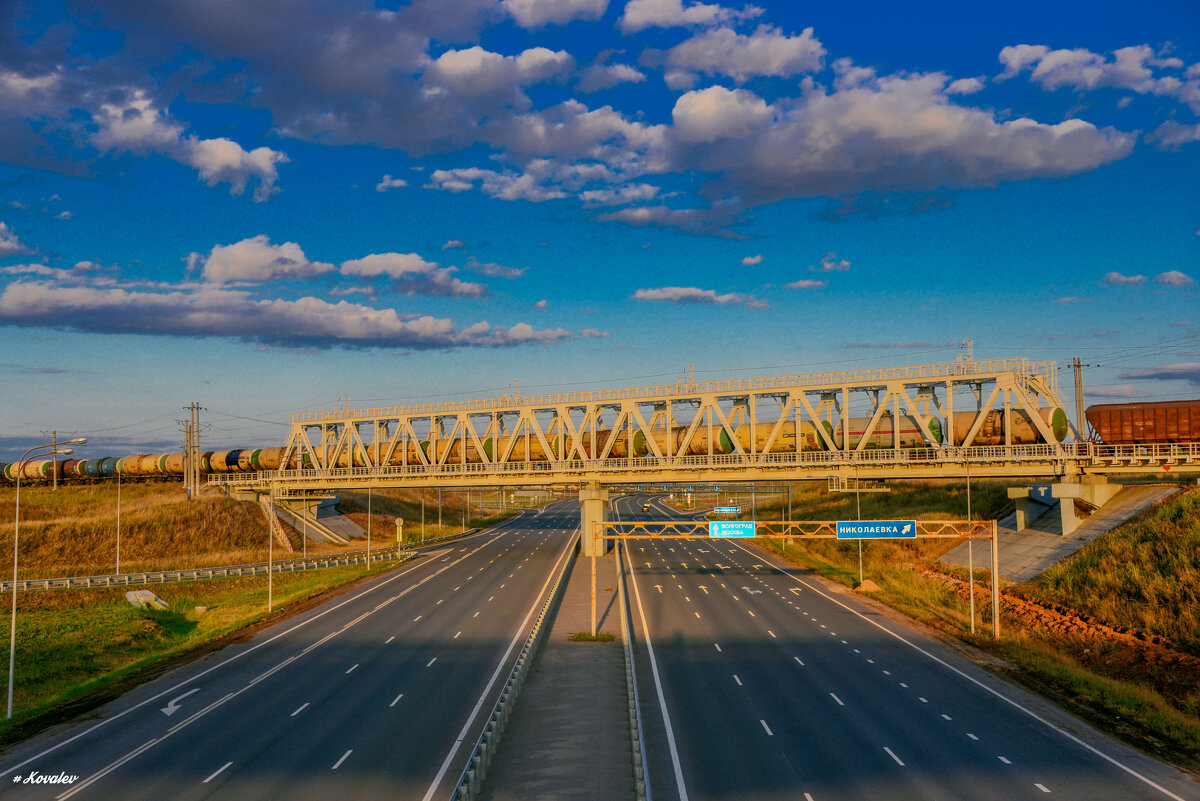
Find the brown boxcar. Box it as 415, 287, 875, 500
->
1086, 399, 1200, 444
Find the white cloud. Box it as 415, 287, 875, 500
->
1102, 271, 1147, 286
424, 46, 575, 101
428, 166, 570, 201
341, 253, 488, 297
535, 299, 548, 309
946, 77, 985, 95
578, 63, 646, 93
1087, 384, 1150, 399
1119, 361, 1200, 387
91, 90, 288, 201
1155, 270, 1195, 287
662, 25, 825, 90
579, 183, 660, 205
200, 235, 334, 284
376, 174, 409, 191
55, 210, 72, 220
0, 281, 574, 349
465, 256, 528, 278
672, 86, 771, 142
503, 0, 608, 28
1054, 296, 1087, 304
442, 240, 467, 250
998, 43, 1200, 113
633, 285, 764, 308
1146, 120, 1200, 150
580, 327, 611, 337
619, 0, 761, 33
0, 222, 31, 258
741, 254, 762, 266
812, 252, 850, 272
785, 278, 825, 289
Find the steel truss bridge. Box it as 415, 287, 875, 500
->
208, 357, 1200, 495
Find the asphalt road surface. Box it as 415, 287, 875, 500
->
616, 495, 1197, 801
0, 502, 579, 801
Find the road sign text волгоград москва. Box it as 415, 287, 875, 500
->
836, 520, 916, 539
710, 521, 755, 538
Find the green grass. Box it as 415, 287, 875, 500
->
0, 560, 399, 742
568, 631, 615, 642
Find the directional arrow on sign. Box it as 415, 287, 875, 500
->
161, 687, 200, 716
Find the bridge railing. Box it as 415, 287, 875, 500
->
206, 442, 1200, 488
289, 358, 1055, 424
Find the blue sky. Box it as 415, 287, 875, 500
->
1, 0, 1197, 459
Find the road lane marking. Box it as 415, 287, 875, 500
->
454, 631, 462, 639
941, 714, 952, 720
291, 702, 309, 717
747, 610, 755, 617
733, 675, 742, 686
760, 720, 773, 736
794, 657, 805, 666
437, 599, 444, 605
1036, 784, 1051, 793
999, 756, 1011, 764
967, 733, 978, 740
473, 611, 479, 617
386, 636, 395, 643
414, 615, 423, 622
714, 643, 722, 652
390, 693, 404, 708
900, 682, 908, 688
919, 697, 928, 703
332, 750, 353, 770
202, 761, 233, 784
346, 664, 359, 674
489, 596, 494, 601
725, 538, 1190, 801
884, 747, 905, 766
768, 630, 776, 638
427, 657, 438, 667
694, 612, 701, 618
830, 693, 844, 706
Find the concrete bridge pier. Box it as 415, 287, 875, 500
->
1053, 476, 1121, 536
579, 484, 611, 557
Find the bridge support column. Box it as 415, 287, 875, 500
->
579, 484, 610, 557
1052, 476, 1121, 536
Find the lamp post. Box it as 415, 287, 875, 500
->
9, 438, 86, 719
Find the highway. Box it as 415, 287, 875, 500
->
617, 495, 1196, 801
0, 503, 579, 801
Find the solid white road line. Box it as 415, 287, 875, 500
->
290, 703, 309, 717
760, 720, 773, 736
884, 747, 905, 767
726, 538, 1187, 801
427, 657, 438, 667
390, 693, 404, 708
332, 750, 352, 770
202, 761, 233, 784
386, 635, 396, 643
830, 693, 844, 706
346, 664, 359, 674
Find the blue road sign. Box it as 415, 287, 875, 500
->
715, 506, 741, 514
1029, 485, 1054, 505
710, 521, 755, 538
836, 520, 917, 539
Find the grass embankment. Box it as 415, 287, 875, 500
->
335, 488, 517, 543
734, 480, 1200, 761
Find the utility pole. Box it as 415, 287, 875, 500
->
39, 431, 76, 490
1072, 358, 1087, 441
179, 403, 204, 499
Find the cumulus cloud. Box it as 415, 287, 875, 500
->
502, 0, 608, 28
1088, 384, 1150, 399
1119, 361, 1200, 387
946, 77, 985, 95
741, 254, 762, 266
785, 278, 825, 289
672, 85, 772, 142
0, 222, 31, 258
580, 327, 611, 337
442, 239, 467, 250
577, 63, 646, 93
1054, 296, 1086, 304
1102, 271, 1147, 286
812, 252, 850, 272
376, 174, 408, 191
341, 253, 488, 297
579, 183, 660, 205
619, 0, 762, 33
662, 25, 825, 90
91, 90, 288, 201
1155, 270, 1195, 287
199, 235, 334, 284
998, 43, 1200, 113
0, 280, 573, 349
633, 285, 765, 308
424, 46, 575, 104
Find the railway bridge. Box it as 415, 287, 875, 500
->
207, 357, 1200, 554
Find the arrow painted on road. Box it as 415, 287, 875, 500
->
742, 587, 763, 595
789, 588, 802, 595
654, 585, 663, 594
699, 585, 709, 594
161, 688, 200, 717
680, 563, 688, 569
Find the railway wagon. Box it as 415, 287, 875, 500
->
1086, 399, 1200, 445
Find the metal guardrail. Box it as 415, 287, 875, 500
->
207, 441, 1200, 489
450, 532, 580, 801
290, 359, 1054, 423
1, 529, 483, 592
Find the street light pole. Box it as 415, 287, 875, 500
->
9, 438, 85, 719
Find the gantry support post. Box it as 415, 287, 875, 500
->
991, 520, 1000, 641
579, 483, 610, 557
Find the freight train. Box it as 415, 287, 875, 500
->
2, 406, 1079, 484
